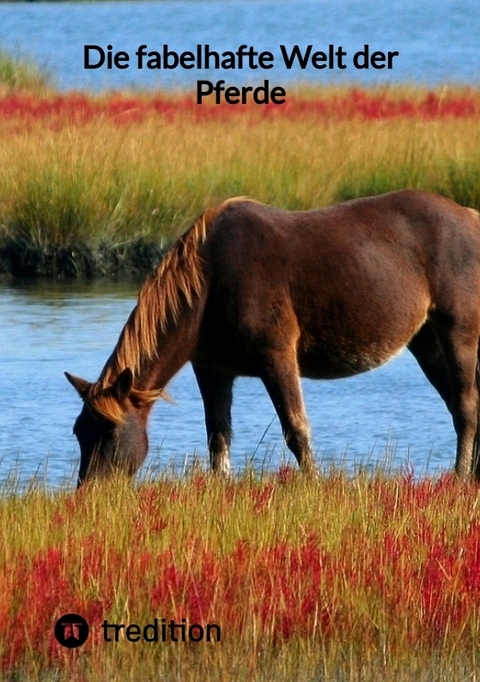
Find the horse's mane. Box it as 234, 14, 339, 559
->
94, 197, 246, 403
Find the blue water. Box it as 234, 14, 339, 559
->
0, 0, 479, 91
0, 281, 455, 488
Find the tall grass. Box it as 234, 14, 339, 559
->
1, 469, 480, 680
1, 86, 480, 276
0, 49, 51, 92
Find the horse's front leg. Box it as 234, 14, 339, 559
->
260, 348, 317, 475
193, 364, 234, 476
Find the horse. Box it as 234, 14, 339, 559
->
66, 189, 480, 487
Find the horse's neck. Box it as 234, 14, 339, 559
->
103, 302, 202, 393
140, 319, 197, 391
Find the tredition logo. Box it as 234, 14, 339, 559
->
54, 613, 89, 648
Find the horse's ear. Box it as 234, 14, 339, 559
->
65, 372, 91, 398
112, 368, 134, 401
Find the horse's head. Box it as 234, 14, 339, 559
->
65, 368, 154, 488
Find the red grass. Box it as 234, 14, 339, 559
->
2, 474, 480, 672
1, 88, 479, 129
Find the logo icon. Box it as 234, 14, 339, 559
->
54, 613, 89, 648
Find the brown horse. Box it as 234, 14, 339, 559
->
66, 189, 480, 486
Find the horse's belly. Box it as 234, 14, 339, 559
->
298, 342, 403, 379
296, 279, 430, 379
299, 348, 402, 379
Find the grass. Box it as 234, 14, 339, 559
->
0, 50, 51, 94
1, 468, 480, 680
0, 83, 480, 276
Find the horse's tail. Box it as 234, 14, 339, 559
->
469, 207, 480, 476
475, 343, 480, 478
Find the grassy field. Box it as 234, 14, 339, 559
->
1, 52, 480, 275
1, 469, 480, 681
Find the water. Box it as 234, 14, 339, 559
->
0, 281, 455, 488
0, 0, 479, 91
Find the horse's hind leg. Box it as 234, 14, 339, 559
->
193, 365, 234, 476
407, 323, 470, 475
407, 322, 452, 412
260, 349, 316, 474
431, 317, 480, 480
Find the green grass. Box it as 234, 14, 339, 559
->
0, 49, 51, 92
0, 110, 479, 278
0, 69, 479, 277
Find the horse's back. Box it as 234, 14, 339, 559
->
208, 189, 480, 298
199, 190, 480, 378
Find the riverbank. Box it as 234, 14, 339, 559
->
1, 79, 480, 278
